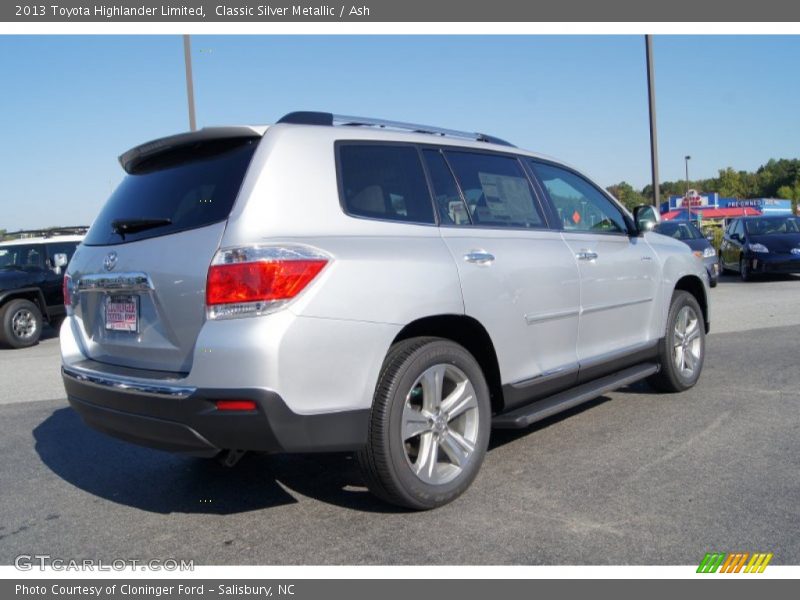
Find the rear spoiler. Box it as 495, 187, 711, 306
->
118, 127, 263, 174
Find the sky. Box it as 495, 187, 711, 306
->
0, 35, 798, 231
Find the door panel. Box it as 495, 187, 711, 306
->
423, 148, 580, 399
527, 159, 660, 368
561, 233, 660, 363
441, 228, 581, 396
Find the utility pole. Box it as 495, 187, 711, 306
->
183, 35, 197, 131
685, 155, 692, 195
645, 35, 660, 208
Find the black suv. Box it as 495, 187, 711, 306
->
0, 228, 86, 348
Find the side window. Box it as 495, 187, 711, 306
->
46, 242, 79, 266
531, 161, 628, 234
338, 144, 434, 224
443, 151, 545, 228
734, 220, 745, 238
422, 149, 471, 225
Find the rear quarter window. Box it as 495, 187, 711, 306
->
337, 144, 435, 224
84, 138, 258, 246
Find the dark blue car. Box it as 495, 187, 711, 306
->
719, 216, 800, 281
654, 221, 719, 287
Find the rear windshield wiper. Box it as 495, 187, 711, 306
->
111, 218, 172, 238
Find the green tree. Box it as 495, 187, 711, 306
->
776, 183, 800, 214
606, 181, 646, 210
716, 167, 746, 198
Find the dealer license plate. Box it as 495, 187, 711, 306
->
104, 295, 139, 333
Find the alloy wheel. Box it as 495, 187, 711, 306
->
401, 363, 480, 485
672, 306, 702, 379
11, 308, 37, 340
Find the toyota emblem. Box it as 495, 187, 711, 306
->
103, 251, 118, 271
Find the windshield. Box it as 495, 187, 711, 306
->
655, 222, 702, 240
744, 217, 800, 235
0, 244, 45, 270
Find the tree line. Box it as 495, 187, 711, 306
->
607, 158, 800, 212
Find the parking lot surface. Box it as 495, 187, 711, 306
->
1, 274, 798, 565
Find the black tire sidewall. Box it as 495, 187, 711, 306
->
382, 341, 490, 509
740, 257, 750, 281
662, 292, 706, 390
0, 299, 42, 348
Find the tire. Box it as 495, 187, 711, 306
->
648, 291, 706, 393
0, 299, 43, 349
740, 256, 752, 282
718, 254, 732, 275
357, 337, 491, 510
709, 277, 718, 288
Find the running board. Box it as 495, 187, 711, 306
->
492, 363, 659, 429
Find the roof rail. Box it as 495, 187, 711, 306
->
277, 111, 516, 147
1, 226, 89, 241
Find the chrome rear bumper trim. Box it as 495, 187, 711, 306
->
75, 272, 154, 292
62, 366, 195, 399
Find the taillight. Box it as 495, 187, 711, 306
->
206, 245, 330, 320
63, 274, 72, 308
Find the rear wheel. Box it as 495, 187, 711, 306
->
357, 337, 491, 510
0, 299, 43, 349
648, 291, 705, 393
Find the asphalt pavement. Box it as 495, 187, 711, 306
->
1, 274, 799, 565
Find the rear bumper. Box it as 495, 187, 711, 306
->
63, 366, 369, 456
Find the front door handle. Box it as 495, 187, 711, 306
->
576, 250, 598, 261
464, 250, 495, 265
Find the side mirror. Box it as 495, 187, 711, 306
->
730, 233, 741, 242
52, 253, 68, 275
633, 205, 660, 233
705, 233, 714, 242
53, 253, 69, 268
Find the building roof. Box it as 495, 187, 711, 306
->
661, 207, 763, 221
0, 235, 84, 246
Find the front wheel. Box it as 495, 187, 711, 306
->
357, 337, 491, 510
740, 257, 752, 282
648, 291, 706, 393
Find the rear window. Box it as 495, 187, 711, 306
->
338, 144, 435, 224
84, 138, 258, 246
655, 222, 702, 240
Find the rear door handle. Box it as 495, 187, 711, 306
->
464, 251, 495, 265
576, 250, 598, 261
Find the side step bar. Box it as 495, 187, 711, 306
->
492, 363, 659, 429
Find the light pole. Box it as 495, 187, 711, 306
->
645, 35, 660, 208
183, 35, 197, 131
684, 155, 691, 196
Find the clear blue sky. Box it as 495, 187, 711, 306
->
1, 35, 798, 231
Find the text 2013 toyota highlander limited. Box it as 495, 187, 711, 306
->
61, 112, 709, 509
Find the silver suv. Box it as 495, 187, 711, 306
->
61, 112, 709, 509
